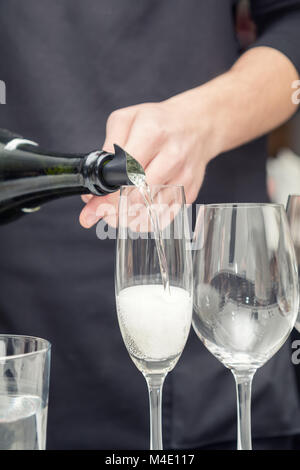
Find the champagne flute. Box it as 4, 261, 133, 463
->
286, 195, 300, 331
115, 185, 193, 450
192, 203, 298, 450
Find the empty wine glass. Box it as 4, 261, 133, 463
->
115, 185, 193, 450
286, 195, 300, 332
192, 203, 298, 450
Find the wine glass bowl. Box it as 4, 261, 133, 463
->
192, 203, 298, 449
193, 271, 296, 371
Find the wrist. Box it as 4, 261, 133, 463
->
163, 79, 228, 163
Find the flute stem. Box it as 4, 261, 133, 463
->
145, 373, 166, 450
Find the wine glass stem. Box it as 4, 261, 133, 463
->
232, 370, 255, 450
145, 373, 166, 450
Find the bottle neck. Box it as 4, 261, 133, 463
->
0, 135, 118, 196
0, 136, 93, 222
0, 141, 85, 194
0, 128, 133, 224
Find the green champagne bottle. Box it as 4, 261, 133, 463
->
0, 128, 144, 224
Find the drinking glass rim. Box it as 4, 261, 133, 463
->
0, 334, 51, 361
198, 202, 284, 209
120, 184, 184, 190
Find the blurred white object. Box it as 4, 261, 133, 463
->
267, 148, 300, 206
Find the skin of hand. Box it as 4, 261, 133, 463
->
80, 46, 299, 228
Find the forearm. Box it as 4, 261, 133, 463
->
166, 46, 299, 160
80, 42, 300, 226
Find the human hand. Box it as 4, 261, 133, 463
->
79, 91, 216, 228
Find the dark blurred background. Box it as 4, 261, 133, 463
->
236, 0, 300, 207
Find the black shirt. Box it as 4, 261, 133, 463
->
0, 0, 300, 449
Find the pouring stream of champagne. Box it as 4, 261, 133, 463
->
125, 151, 170, 292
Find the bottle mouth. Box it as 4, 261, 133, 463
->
123, 147, 145, 187
102, 144, 145, 188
